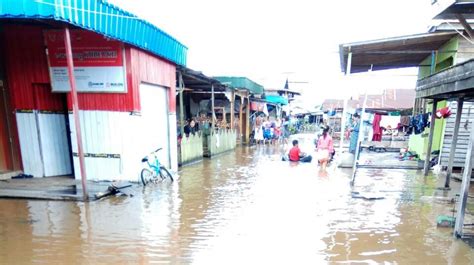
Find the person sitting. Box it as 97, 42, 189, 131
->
288, 139, 312, 163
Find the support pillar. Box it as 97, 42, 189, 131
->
350, 90, 368, 186
340, 51, 352, 154
64, 27, 88, 200
211, 84, 215, 131
179, 72, 185, 136
446, 98, 464, 188
230, 90, 235, 130
245, 94, 250, 144
239, 94, 244, 142
454, 118, 474, 238
424, 99, 439, 176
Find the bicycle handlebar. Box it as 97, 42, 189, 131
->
154, 147, 163, 153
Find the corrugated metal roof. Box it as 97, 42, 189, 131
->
0, 0, 187, 66
213, 76, 264, 95
264, 95, 288, 105
339, 31, 457, 74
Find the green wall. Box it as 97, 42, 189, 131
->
418, 37, 458, 79
408, 101, 446, 158
409, 37, 457, 159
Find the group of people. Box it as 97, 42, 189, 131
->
287, 125, 335, 171
254, 116, 289, 145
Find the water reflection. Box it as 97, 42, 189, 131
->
0, 146, 473, 264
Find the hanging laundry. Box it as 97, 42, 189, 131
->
372, 114, 382, 142
413, 115, 423, 135
435, 107, 452, 119
421, 113, 430, 128
400, 116, 410, 126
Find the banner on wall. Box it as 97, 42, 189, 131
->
44, 30, 127, 93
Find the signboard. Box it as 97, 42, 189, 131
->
44, 30, 127, 93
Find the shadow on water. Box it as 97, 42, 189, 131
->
0, 143, 473, 264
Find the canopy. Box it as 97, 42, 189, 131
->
339, 31, 457, 74
214, 76, 264, 95
0, 0, 187, 66
264, 95, 288, 105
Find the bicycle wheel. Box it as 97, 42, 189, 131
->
159, 166, 174, 182
141, 168, 154, 186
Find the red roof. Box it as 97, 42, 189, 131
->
322, 89, 414, 111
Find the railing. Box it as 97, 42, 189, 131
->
179, 133, 204, 165
206, 129, 237, 157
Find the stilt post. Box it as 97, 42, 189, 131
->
64, 27, 88, 200
340, 51, 352, 154
424, 99, 439, 176
230, 90, 235, 130
446, 98, 464, 188
454, 117, 474, 238
179, 72, 185, 136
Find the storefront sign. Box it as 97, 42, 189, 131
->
44, 30, 126, 93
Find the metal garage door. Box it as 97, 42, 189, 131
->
139, 83, 170, 169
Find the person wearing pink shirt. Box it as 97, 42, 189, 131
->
316, 126, 334, 171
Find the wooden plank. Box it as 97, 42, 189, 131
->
424, 99, 438, 176
230, 90, 235, 130
446, 98, 464, 188
454, 118, 474, 238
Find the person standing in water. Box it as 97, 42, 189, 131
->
316, 126, 334, 171
349, 113, 361, 154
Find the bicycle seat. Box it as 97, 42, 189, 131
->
141, 157, 148, 162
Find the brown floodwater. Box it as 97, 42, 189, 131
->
1, 145, 474, 264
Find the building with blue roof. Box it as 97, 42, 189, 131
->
0, 0, 187, 183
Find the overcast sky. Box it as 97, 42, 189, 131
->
110, 0, 434, 105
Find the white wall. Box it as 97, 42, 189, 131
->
16, 112, 72, 177
69, 83, 176, 182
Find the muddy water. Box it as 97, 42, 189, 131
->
1, 145, 474, 264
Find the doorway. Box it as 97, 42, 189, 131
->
16, 84, 73, 177
139, 83, 171, 169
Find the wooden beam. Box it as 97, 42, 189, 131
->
454, 118, 474, 238
351, 89, 368, 186
179, 72, 185, 137
340, 51, 352, 154
64, 27, 88, 200
456, 13, 474, 40
446, 98, 464, 188
245, 94, 250, 144
230, 90, 235, 130
424, 99, 439, 176
239, 96, 244, 142
211, 84, 215, 132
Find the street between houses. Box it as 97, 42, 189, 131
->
1, 145, 473, 264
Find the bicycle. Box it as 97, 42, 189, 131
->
140, 148, 174, 185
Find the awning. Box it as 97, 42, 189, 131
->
264, 95, 288, 105
0, 0, 187, 66
339, 31, 457, 74
177, 67, 227, 92
214, 76, 264, 95
432, 0, 474, 20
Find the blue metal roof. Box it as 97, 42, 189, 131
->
0, 0, 187, 66
265, 95, 288, 105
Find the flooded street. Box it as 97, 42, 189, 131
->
1, 145, 474, 264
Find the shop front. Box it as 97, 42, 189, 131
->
0, 0, 187, 181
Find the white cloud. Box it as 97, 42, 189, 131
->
110, 0, 433, 103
